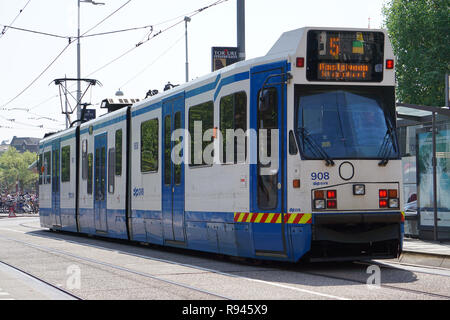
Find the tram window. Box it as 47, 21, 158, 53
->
61, 146, 70, 182
95, 147, 106, 201
289, 130, 298, 155
87, 153, 93, 194
257, 87, 278, 210
82, 139, 88, 180
115, 129, 122, 176
189, 101, 214, 166
141, 118, 159, 173
164, 115, 171, 185
174, 112, 182, 185
44, 152, 51, 184
108, 148, 115, 193
220, 91, 247, 164
38, 154, 43, 185
52, 149, 60, 192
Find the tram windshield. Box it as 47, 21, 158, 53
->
294, 86, 399, 160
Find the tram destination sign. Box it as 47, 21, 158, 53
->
306, 30, 385, 82
212, 47, 238, 72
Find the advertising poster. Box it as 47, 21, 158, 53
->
211, 47, 238, 72
417, 129, 450, 228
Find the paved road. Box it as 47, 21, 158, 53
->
0, 261, 76, 300
0, 217, 449, 300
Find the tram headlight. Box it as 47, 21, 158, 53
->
314, 199, 326, 210
353, 184, 365, 195
389, 198, 399, 208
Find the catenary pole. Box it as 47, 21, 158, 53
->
237, 0, 245, 62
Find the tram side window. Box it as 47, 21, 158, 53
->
61, 146, 70, 182
189, 101, 214, 166
115, 129, 122, 176
289, 130, 299, 155
108, 148, 115, 194
82, 139, 88, 180
141, 119, 159, 172
87, 153, 93, 194
38, 154, 43, 185
257, 87, 278, 210
44, 151, 51, 184
174, 112, 182, 185
52, 149, 60, 192
164, 115, 171, 185
220, 91, 247, 164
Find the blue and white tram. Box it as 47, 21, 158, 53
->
39, 27, 404, 262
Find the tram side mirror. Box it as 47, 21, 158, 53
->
258, 89, 275, 112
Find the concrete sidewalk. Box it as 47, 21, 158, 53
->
400, 237, 450, 268
403, 238, 450, 256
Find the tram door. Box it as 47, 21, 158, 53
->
162, 93, 186, 243
250, 62, 288, 255
94, 133, 108, 232
51, 140, 62, 227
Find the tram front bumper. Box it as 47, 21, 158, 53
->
309, 212, 403, 261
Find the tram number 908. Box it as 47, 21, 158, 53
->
311, 172, 330, 181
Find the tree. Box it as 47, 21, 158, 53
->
383, 0, 449, 107
0, 147, 38, 193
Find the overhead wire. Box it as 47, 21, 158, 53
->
0, 21, 152, 42
0, 112, 64, 131
0, 41, 73, 111
1, 0, 230, 117
82, 0, 132, 36
118, 33, 185, 90
0, 0, 135, 132
86, 0, 230, 79
0, 0, 32, 39
80, 24, 153, 39
0, 24, 67, 39
0, 0, 133, 111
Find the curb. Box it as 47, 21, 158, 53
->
399, 251, 450, 269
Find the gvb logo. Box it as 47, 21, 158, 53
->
366, 265, 381, 289
66, 265, 81, 290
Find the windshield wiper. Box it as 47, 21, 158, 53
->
298, 128, 335, 166
378, 120, 397, 166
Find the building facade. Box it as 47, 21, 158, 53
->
10, 136, 40, 153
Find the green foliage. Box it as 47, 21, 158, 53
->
0, 147, 38, 192
383, 0, 450, 107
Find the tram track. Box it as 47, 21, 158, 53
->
0, 233, 233, 300
0, 260, 83, 300
6, 221, 450, 300
298, 268, 450, 300
0, 227, 350, 300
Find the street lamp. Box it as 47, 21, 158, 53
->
77, 0, 105, 124
184, 16, 191, 83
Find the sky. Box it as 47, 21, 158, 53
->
0, 0, 389, 143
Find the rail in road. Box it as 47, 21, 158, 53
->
0, 260, 80, 300
0, 217, 449, 300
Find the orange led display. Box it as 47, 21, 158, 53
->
307, 30, 385, 82
329, 37, 340, 56
318, 63, 370, 81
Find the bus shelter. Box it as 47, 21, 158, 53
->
397, 104, 450, 241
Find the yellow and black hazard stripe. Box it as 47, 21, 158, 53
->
234, 212, 312, 224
